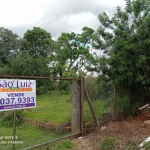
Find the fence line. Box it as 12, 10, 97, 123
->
0, 74, 80, 80
22, 132, 81, 150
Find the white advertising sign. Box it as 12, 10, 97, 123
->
0, 79, 36, 111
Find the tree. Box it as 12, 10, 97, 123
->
22, 27, 55, 58
8, 51, 52, 94
49, 27, 95, 76
93, 0, 150, 106
0, 27, 21, 64
8, 51, 49, 76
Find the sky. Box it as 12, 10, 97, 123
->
0, 0, 126, 38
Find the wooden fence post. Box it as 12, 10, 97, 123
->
80, 73, 84, 136
71, 80, 81, 134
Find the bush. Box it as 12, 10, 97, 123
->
115, 95, 130, 113
58, 80, 71, 93
36, 86, 48, 95
0, 110, 24, 127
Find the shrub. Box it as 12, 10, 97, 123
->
115, 95, 130, 113
37, 86, 48, 95
0, 110, 24, 127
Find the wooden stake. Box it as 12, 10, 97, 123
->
84, 88, 100, 127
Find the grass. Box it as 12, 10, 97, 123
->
52, 139, 75, 150
144, 142, 150, 150
23, 92, 72, 124
99, 136, 117, 150
23, 92, 110, 124
0, 91, 110, 149
84, 99, 110, 122
0, 123, 59, 150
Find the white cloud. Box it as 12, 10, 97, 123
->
67, 12, 97, 26
59, 12, 99, 33
0, 0, 43, 26
97, 0, 125, 7
0, 0, 126, 37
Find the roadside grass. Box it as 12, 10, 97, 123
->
0, 123, 59, 150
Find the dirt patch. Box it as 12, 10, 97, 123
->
22, 118, 96, 134
22, 117, 57, 131
72, 111, 150, 150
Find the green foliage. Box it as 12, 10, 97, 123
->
122, 142, 137, 150
7, 51, 53, 94
52, 140, 74, 150
62, 66, 77, 77
85, 76, 112, 101
37, 86, 48, 95
115, 95, 130, 113
22, 27, 55, 58
8, 51, 50, 76
144, 142, 150, 150
84, 99, 110, 122
99, 136, 117, 150
49, 27, 95, 76
98, 80, 112, 100
0, 27, 21, 64
58, 80, 72, 93
129, 101, 140, 116
0, 62, 9, 74
85, 76, 99, 100
0, 110, 24, 127
111, 89, 141, 116
93, 0, 150, 112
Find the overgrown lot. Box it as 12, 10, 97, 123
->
0, 92, 109, 150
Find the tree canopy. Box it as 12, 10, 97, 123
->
48, 27, 95, 76
0, 27, 21, 64
22, 27, 55, 58
93, 0, 150, 104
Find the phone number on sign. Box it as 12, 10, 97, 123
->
0, 97, 35, 105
